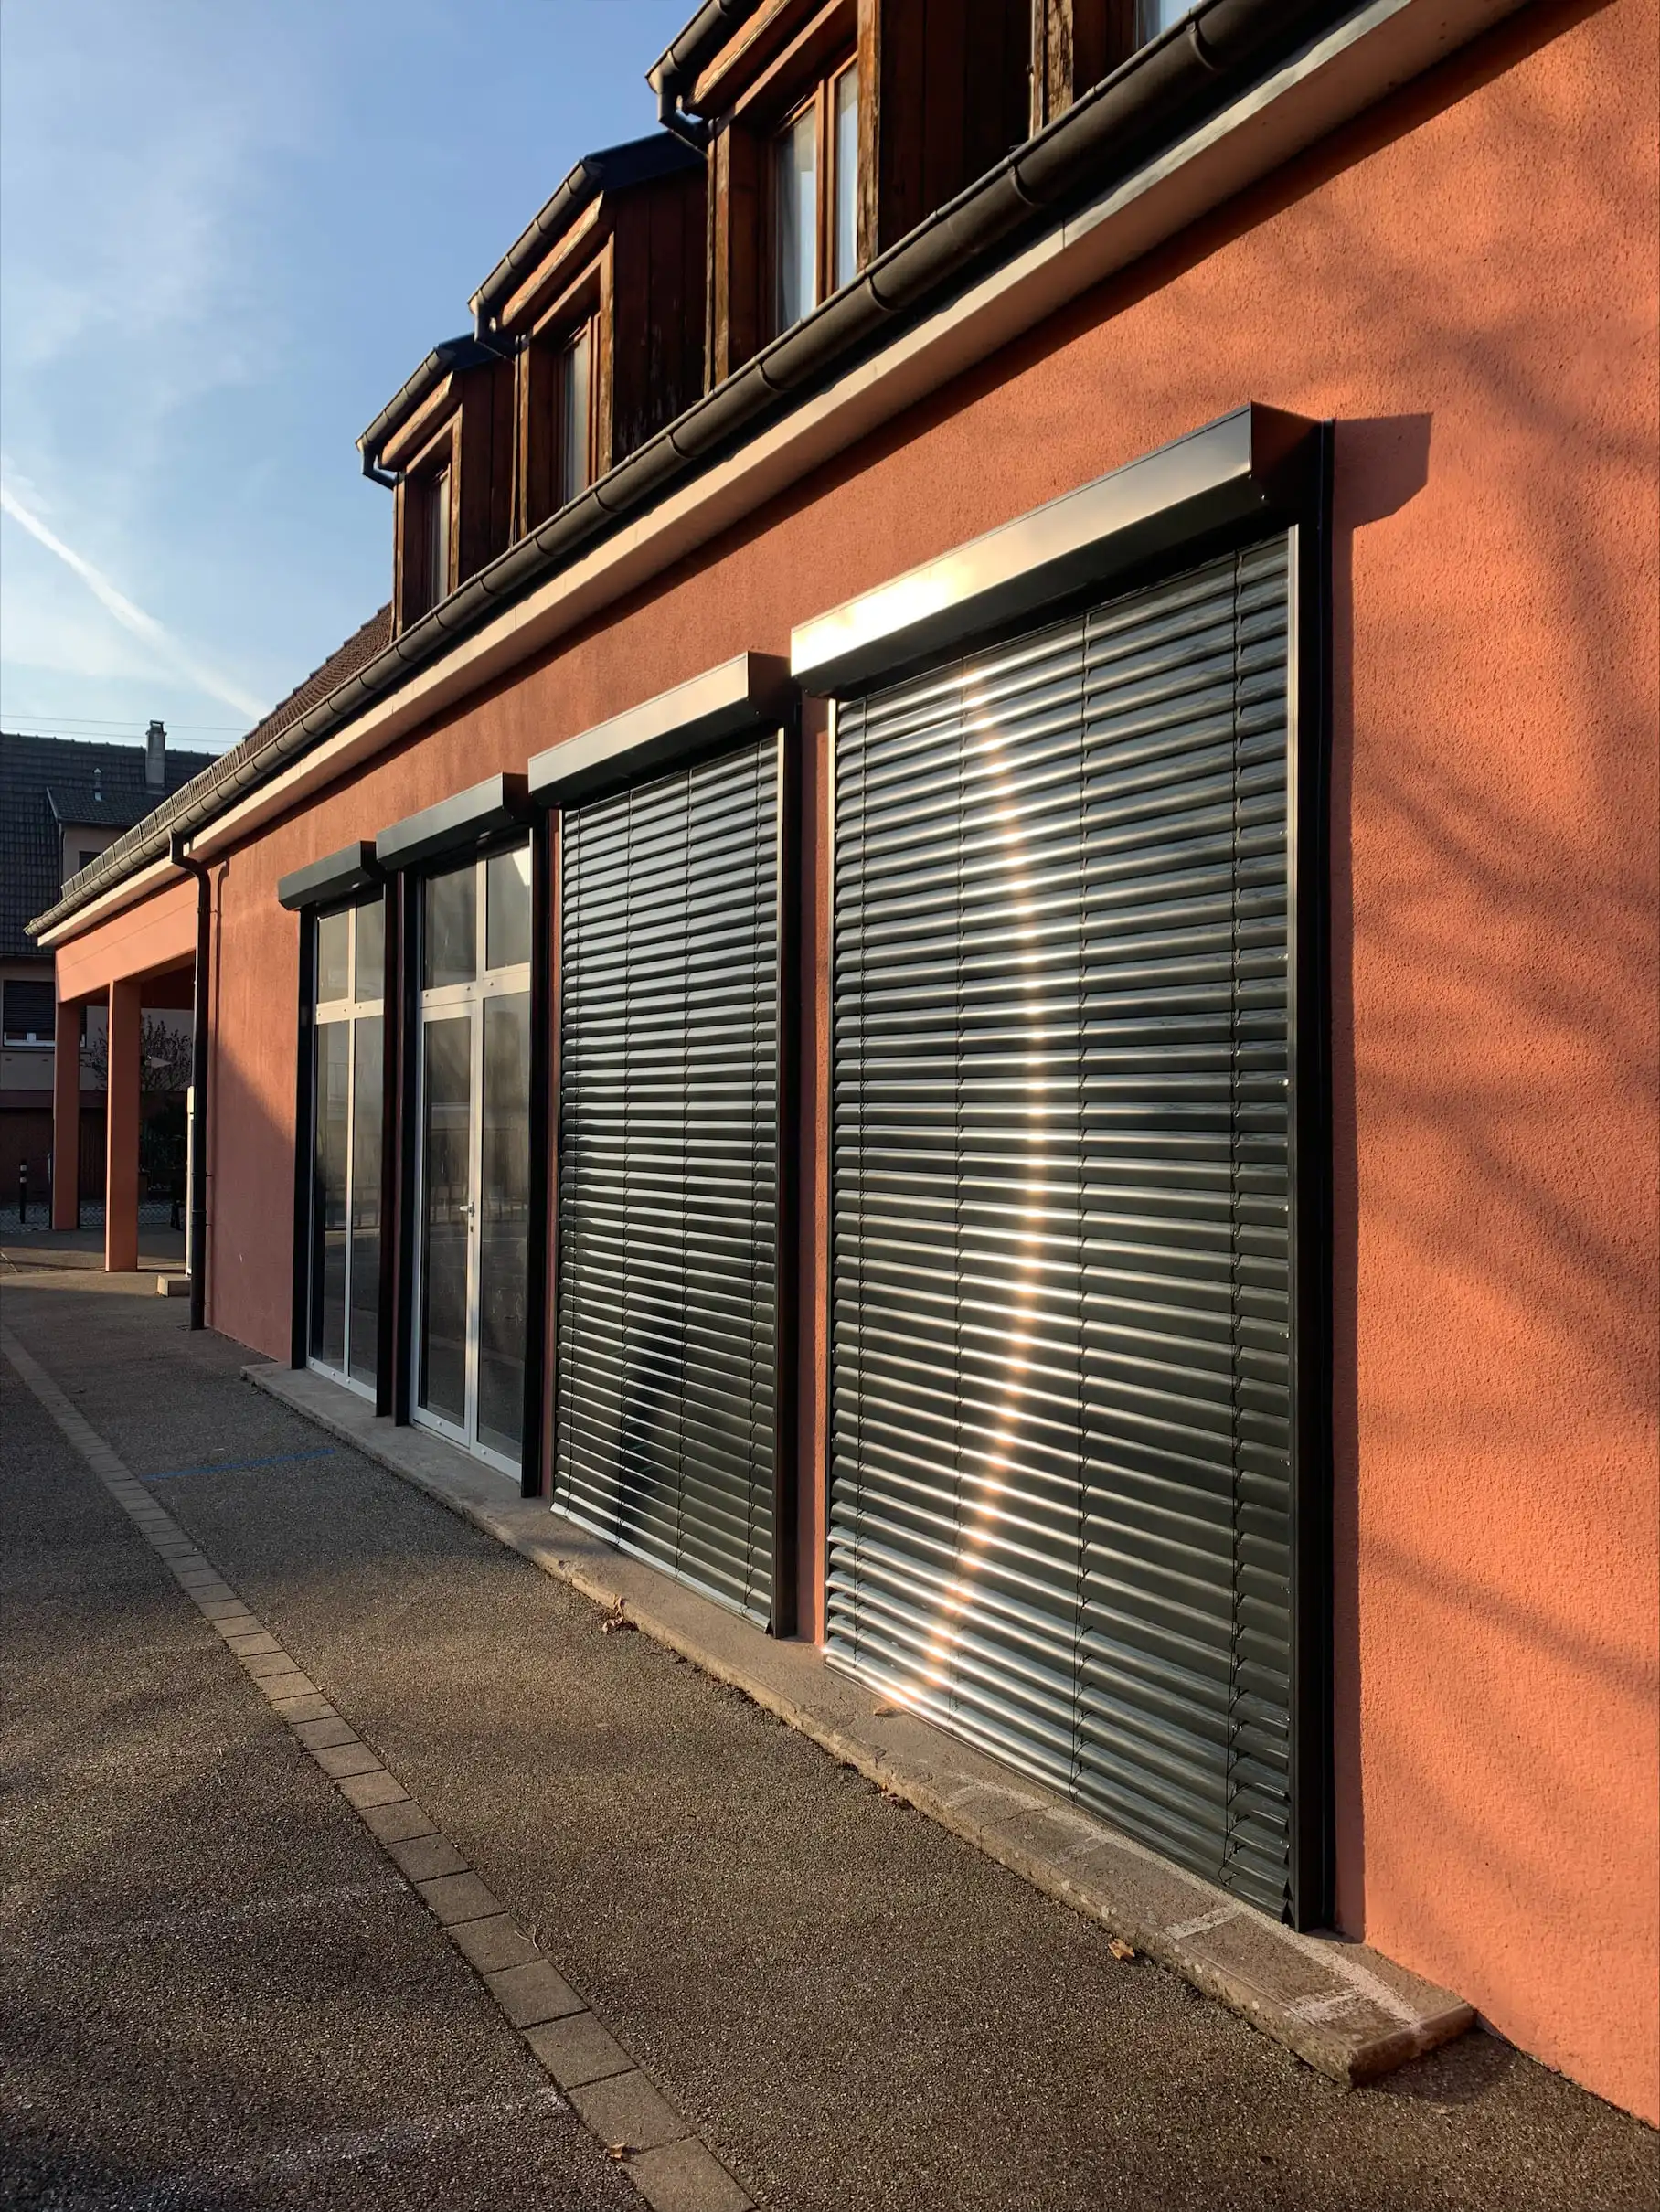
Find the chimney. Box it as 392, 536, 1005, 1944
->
145, 718, 166, 791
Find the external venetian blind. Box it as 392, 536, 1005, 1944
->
554, 738, 781, 1624
828, 537, 1294, 1913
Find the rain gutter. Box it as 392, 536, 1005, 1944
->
470, 136, 705, 341
29, 0, 1524, 948
357, 336, 505, 484
648, 0, 766, 147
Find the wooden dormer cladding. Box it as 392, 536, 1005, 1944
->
367, 340, 515, 636
1029, 1, 1137, 133
863, 0, 1033, 252
694, 0, 1032, 384
480, 138, 707, 538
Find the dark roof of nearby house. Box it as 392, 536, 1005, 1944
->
22, 605, 395, 945
1, 732, 216, 962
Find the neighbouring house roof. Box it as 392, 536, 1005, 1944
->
0, 732, 216, 962
24, 606, 394, 948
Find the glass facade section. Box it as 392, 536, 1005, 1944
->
307, 898, 383, 1395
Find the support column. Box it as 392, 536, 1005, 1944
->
105, 979, 142, 1273
51, 993, 81, 1230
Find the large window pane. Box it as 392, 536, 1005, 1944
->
419, 1016, 472, 1425
485, 844, 532, 972
477, 993, 531, 1462
832, 67, 859, 292
309, 1022, 349, 1367
348, 1016, 383, 1388
355, 897, 386, 1003
775, 103, 817, 330
316, 909, 349, 1005
424, 862, 476, 989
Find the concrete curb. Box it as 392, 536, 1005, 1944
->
245, 1358, 1475, 2090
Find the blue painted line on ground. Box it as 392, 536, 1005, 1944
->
144, 1448, 336, 1484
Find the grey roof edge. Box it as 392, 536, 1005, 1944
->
792, 403, 1319, 694
648, 0, 767, 97
276, 841, 383, 913
359, 335, 505, 471
528, 652, 793, 806
470, 133, 705, 337
374, 773, 530, 874
28, 0, 1355, 945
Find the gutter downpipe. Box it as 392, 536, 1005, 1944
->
649, 0, 763, 150
30, 0, 1341, 947
168, 833, 211, 1332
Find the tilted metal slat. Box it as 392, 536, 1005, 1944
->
828, 538, 1296, 1914
555, 739, 779, 1624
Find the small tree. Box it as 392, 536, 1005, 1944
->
82, 1014, 194, 1096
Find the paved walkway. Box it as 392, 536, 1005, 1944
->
2, 1269, 1655, 2211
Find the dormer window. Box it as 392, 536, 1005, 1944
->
424, 464, 452, 607
771, 58, 859, 334
361, 335, 515, 635
522, 304, 601, 530
556, 320, 594, 506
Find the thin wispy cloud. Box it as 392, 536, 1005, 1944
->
0, 477, 263, 721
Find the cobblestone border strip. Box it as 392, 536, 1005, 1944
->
2, 1326, 753, 2212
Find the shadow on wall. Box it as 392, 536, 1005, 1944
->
1325, 409, 1434, 1933
1299, 25, 1659, 2104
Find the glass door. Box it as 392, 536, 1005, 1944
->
308, 897, 385, 1398
413, 843, 533, 1476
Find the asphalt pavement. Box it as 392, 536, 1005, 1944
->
2, 1267, 1655, 2212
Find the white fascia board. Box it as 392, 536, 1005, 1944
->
34, 857, 180, 951
179, 0, 1522, 877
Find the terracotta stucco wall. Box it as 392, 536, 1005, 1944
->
111, 0, 1658, 2118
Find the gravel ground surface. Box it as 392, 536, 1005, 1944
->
4, 1274, 1655, 2212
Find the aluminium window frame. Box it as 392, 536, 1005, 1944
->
794, 402, 1335, 1929
406, 835, 537, 1485
294, 896, 388, 1406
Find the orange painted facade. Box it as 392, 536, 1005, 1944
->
52, 0, 1660, 2121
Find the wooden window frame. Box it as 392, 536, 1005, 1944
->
397, 415, 461, 629
763, 50, 859, 339
516, 254, 612, 537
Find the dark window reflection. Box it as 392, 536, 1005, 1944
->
309, 1022, 348, 1367
424, 864, 476, 989
355, 897, 386, 1003
348, 1016, 383, 1388
485, 845, 532, 973
316, 909, 350, 1005
419, 1016, 471, 1426
477, 992, 530, 1460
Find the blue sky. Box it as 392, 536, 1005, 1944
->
0, 1, 692, 754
